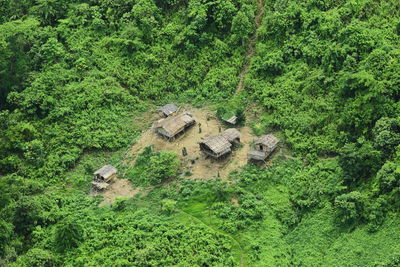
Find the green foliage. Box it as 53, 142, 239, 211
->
373, 117, 400, 154
334, 191, 366, 226
212, 191, 266, 233
11, 248, 56, 267
126, 146, 180, 186
0, 220, 13, 256
161, 199, 177, 214
1, 0, 400, 265
55, 217, 85, 251
287, 158, 345, 210
339, 139, 382, 183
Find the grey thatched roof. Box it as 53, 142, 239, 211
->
221, 128, 241, 143
247, 150, 269, 161
160, 104, 178, 116
255, 134, 279, 148
201, 135, 232, 155
94, 165, 117, 179
155, 112, 195, 138
223, 116, 237, 125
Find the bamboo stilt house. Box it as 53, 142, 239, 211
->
221, 128, 241, 144
155, 112, 196, 140
199, 128, 241, 159
92, 165, 117, 190
248, 134, 279, 161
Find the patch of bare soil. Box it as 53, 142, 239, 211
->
128, 106, 256, 180
231, 196, 240, 207
93, 179, 142, 207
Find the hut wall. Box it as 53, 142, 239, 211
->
157, 127, 173, 139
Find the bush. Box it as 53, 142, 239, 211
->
127, 146, 180, 186
55, 218, 85, 251
334, 191, 366, 226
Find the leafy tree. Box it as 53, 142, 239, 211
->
235, 108, 246, 125
231, 6, 254, 45
376, 161, 400, 194
334, 191, 366, 226
161, 199, 177, 214
55, 218, 85, 251
10, 248, 56, 267
373, 117, 400, 154
0, 220, 13, 256
338, 139, 382, 183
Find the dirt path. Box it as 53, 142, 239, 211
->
236, 0, 264, 93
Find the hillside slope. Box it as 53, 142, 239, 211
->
1, 0, 400, 266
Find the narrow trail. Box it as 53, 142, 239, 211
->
236, 0, 265, 93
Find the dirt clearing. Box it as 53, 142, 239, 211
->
128, 106, 255, 180
93, 179, 142, 207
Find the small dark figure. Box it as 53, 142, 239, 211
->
182, 147, 188, 156
198, 123, 202, 133
218, 126, 222, 133
217, 171, 220, 178
191, 159, 195, 164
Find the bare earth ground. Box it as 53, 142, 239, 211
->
128, 106, 255, 180
94, 179, 141, 206
93, 107, 258, 206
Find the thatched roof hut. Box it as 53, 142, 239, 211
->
221, 128, 241, 144
255, 134, 279, 148
248, 134, 279, 161
199, 135, 232, 158
94, 165, 117, 182
155, 112, 195, 139
92, 165, 117, 190
160, 104, 179, 117
199, 128, 241, 159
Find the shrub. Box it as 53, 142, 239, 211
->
127, 146, 180, 186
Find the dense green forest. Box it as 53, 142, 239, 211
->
1, 0, 400, 266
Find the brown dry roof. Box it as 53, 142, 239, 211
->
201, 135, 232, 155
255, 134, 279, 147
155, 112, 195, 138
94, 165, 117, 179
221, 128, 241, 143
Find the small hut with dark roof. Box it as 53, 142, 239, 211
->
92, 165, 117, 190
199, 128, 241, 159
248, 134, 279, 161
159, 104, 179, 117
155, 112, 195, 140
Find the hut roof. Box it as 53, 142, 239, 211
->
156, 112, 195, 138
247, 150, 269, 161
94, 165, 117, 179
255, 134, 279, 147
223, 116, 237, 125
221, 128, 241, 143
160, 104, 178, 116
201, 135, 232, 155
